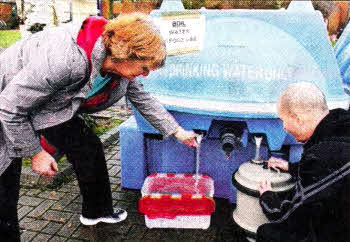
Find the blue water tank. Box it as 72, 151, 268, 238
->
135, 0, 348, 118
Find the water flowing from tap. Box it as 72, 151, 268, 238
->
254, 136, 263, 161
195, 134, 203, 194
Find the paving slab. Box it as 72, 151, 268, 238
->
32, 233, 53, 242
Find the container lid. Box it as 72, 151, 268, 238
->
138, 194, 215, 219
233, 161, 294, 194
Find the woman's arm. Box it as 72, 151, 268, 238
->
126, 80, 180, 137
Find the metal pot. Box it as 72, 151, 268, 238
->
232, 160, 295, 241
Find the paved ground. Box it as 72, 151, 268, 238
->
17, 100, 250, 242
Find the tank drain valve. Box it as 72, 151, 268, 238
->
220, 127, 242, 159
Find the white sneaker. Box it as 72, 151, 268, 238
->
80, 208, 127, 226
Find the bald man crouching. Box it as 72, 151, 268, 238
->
256, 82, 350, 242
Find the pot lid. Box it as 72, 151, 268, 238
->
234, 160, 294, 192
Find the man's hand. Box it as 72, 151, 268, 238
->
31, 150, 58, 178
267, 156, 289, 173
258, 179, 272, 195
173, 127, 198, 148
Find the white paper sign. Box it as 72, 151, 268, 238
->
154, 11, 205, 56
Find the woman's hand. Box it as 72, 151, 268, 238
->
258, 179, 272, 195
173, 127, 198, 148
31, 150, 58, 178
267, 156, 289, 173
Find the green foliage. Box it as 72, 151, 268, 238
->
59, 156, 67, 162
108, 0, 115, 19
0, 30, 21, 48
22, 158, 31, 167
82, 114, 122, 137
182, 0, 205, 9
93, 126, 110, 136
92, 118, 122, 136
273, 0, 284, 9
82, 113, 98, 130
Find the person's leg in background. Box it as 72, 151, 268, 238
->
0, 159, 22, 242
39, 116, 126, 224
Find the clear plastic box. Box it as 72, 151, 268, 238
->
138, 173, 215, 229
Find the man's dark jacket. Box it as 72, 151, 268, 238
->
258, 109, 350, 242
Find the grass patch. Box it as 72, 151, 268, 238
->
22, 158, 31, 167
0, 30, 21, 48
93, 118, 123, 136
106, 108, 119, 112
82, 114, 123, 137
